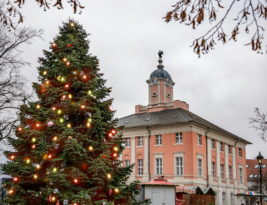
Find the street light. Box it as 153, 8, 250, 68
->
256, 152, 264, 205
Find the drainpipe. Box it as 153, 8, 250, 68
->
146, 126, 151, 181
205, 127, 211, 188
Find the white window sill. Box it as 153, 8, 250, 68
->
174, 143, 183, 145
228, 153, 232, 156
136, 146, 143, 148
220, 151, 224, 153
238, 156, 243, 159
154, 144, 163, 147
137, 175, 143, 176
211, 148, 216, 150
125, 146, 131, 149
174, 175, 184, 176
197, 144, 203, 147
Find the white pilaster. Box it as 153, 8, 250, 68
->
157, 82, 160, 104
130, 137, 136, 181
225, 144, 229, 180
232, 146, 237, 180
207, 138, 212, 177
143, 135, 149, 182
149, 85, 151, 104
216, 141, 220, 179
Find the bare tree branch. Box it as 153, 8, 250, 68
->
164, 0, 267, 57
248, 107, 267, 142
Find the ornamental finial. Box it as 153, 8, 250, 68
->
157, 50, 164, 69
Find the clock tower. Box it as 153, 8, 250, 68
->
135, 51, 189, 113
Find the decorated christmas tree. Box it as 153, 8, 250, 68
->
1, 20, 149, 205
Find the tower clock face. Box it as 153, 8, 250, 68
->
151, 79, 157, 86
167, 79, 172, 87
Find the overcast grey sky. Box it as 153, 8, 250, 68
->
2, 0, 266, 162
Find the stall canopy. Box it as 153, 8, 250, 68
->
176, 186, 216, 195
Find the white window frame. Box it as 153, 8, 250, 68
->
230, 193, 234, 204
211, 139, 215, 149
138, 159, 143, 175
155, 135, 162, 145
197, 134, 202, 145
222, 192, 226, 204
137, 137, 143, 147
212, 162, 215, 178
220, 164, 224, 179
197, 157, 203, 177
228, 145, 231, 154
173, 152, 184, 176
239, 167, 243, 183
154, 153, 163, 176
125, 138, 130, 147
125, 160, 130, 167
156, 158, 163, 175
229, 166, 232, 180
176, 157, 183, 175
175, 133, 182, 144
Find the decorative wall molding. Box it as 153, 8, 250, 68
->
173, 151, 185, 154
153, 152, 164, 155
197, 153, 204, 157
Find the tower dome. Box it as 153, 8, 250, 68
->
150, 51, 171, 79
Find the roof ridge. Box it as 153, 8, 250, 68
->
179, 108, 193, 121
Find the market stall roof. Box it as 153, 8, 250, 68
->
184, 186, 204, 195
200, 187, 216, 196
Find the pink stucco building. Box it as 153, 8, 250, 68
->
117, 54, 251, 205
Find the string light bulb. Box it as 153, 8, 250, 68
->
82, 75, 87, 80
33, 174, 38, 179
62, 95, 66, 100
31, 144, 36, 149
88, 118, 92, 123
112, 129, 116, 134
8, 190, 14, 194
81, 105, 85, 109
107, 173, 112, 179
53, 167, 57, 172
36, 104, 41, 109
10, 155, 15, 160
48, 154, 52, 159
45, 80, 50, 84
68, 94, 73, 99
43, 71, 47, 76
52, 43, 56, 47
32, 138, 36, 143
73, 178, 78, 183
67, 123, 72, 128
53, 136, 58, 141
57, 109, 62, 115
109, 105, 113, 111
70, 22, 75, 27
114, 188, 119, 193
88, 90, 92, 95
36, 123, 40, 128
17, 127, 22, 132
73, 203, 78, 205
66, 61, 70, 66
113, 153, 118, 158
88, 146, 93, 151
65, 84, 70, 89
60, 77, 65, 82
86, 122, 91, 128
59, 118, 64, 123
62, 57, 67, 62
52, 106, 57, 111
26, 158, 31, 164
113, 146, 119, 152
13, 177, 18, 182
51, 196, 56, 202
36, 164, 41, 169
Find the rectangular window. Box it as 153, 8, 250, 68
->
138, 159, 143, 175
238, 148, 242, 157
156, 135, 162, 145
229, 166, 232, 180
220, 142, 223, 152
222, 192, 225, 204
239, 168, 243, 183
230, 193, 234, 204
198, 159, 202, 176
125, 138, 130, 147
138, 137, 143, 146
220, 164, 224, 179
176, 133, 182, 144
176, 157, 183, 175
228, 145, 231, 154
125, 160, 130, 167
197, 135, 202, 145
156, 158, 163, 175
211, 139, 215, 149
212, 162, 215, 178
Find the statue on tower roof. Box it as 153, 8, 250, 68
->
158, 50, 163, 58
